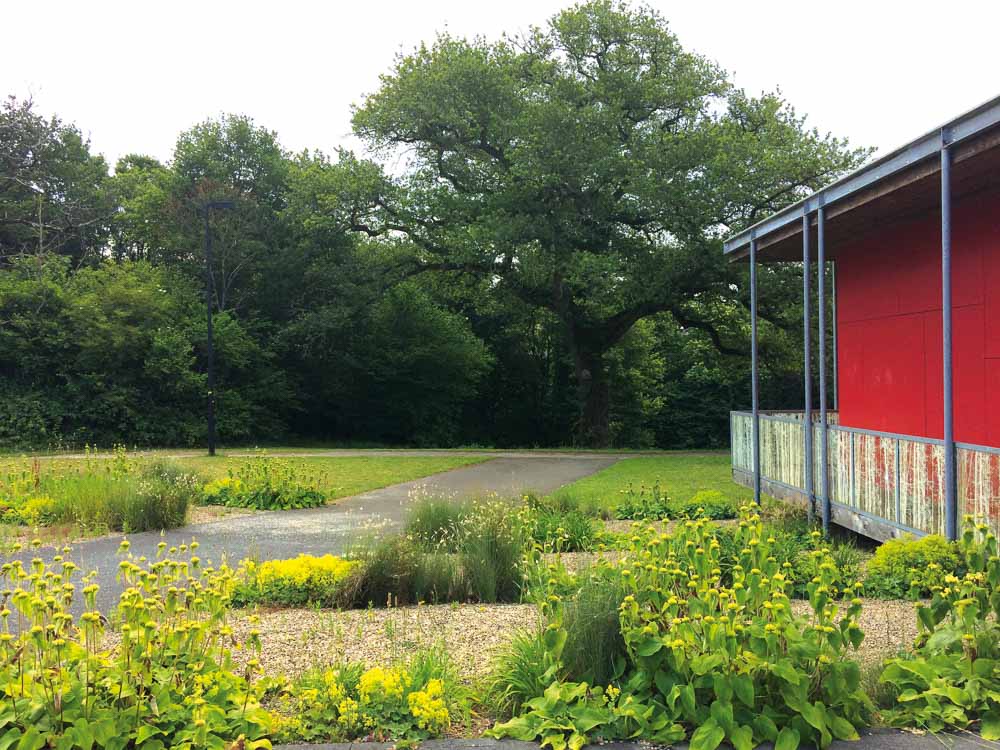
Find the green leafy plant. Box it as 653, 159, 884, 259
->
0, 538, 274, 750
864, 533, 963, 599
878, 518, 1000, 737
491, 509, 873, 750
614, 482, 671, 520
202, 454, 326, 510
273, 650, 459, 743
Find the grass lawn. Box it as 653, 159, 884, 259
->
176, 454, 488, 499
1, 453, 489, 503
551, 452, 753, 513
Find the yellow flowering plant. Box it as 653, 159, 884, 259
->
0, 538, 274, 750
273, 654, 454, 743
879, 517, 1000, 738
492, 507, 872, 750
235, 554, 357, 607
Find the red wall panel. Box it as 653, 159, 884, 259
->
836, 186, 1000, 447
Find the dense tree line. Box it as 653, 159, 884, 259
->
0, 2, 866, 449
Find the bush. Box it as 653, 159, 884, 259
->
458, 500, 525, 603
0, 539, 274, 749
235, 554, 358, 607
202, 454, 326, 510
339, 535, 424, 608
670, 489, 738, 520
878, 519, 1000, 737
274, 653, 455, 743
491, 508, 873, 750
864, 533, 963, 599
614, 484, 737, 522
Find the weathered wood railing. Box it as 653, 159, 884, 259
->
731, 411, 1000, 541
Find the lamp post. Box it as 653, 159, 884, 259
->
203, 200, 234, 456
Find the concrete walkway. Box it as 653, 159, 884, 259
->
11, 453, 620, 615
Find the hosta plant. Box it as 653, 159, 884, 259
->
879, 518, 1000, 738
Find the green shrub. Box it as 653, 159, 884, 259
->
670, 489, 738, 520
864, 533, 963, 599
878, 519, 1000, 737
339, 535, 424, 608
491, 507, 873, 750
235, 554, 358, 607
202, 454, 326, 510
0, 540, 274, 749
273, 649, 459, 743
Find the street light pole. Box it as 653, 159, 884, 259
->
203, 200, 234, 456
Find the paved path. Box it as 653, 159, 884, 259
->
11, 454, 620, 615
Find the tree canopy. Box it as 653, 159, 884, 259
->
341, 0, 867, 444
0, 1, 868, 450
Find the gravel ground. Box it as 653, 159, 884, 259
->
790, 597, 919, 666
228, 603, 542, 679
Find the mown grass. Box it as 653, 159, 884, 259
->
1, 454, 488, 503
549, 452, 753, 515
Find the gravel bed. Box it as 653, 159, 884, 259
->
790, 597, 918, 666
229, 603, 541, 679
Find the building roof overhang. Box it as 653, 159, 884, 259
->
725, 94, 1000, 262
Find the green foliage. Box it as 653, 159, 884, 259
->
615, 483, 738, 522
234, 554, 358, 608
521, 496, 601, 552
491, 508, 873, 750
272, 651, 458, 743
342, 499, 526, 606
560, 573, 627, 686
202, 454, 326, 510
405, 496, 469, 549
0, 540, 274, 750
486, 630, 553, 719
865, 534, 963, 599
0, 450, 197, 532
879, 519, 1000, 737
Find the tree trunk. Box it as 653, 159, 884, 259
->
574, 350, 611, 448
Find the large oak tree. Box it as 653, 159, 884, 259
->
342, 0, 867, 446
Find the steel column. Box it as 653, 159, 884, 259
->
831, 262, 838, 412
750, 236, 762, 505
941, 132, 958, 541
817, 205, 830, 534
802, 212, 814, 522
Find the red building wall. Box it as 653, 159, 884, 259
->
836, 186, 1000, 447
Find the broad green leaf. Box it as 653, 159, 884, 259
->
689, 717, 725, 750
733, 673, 755, 707
981, 711, 1000, 741
775, 726, 800, 750
829, 715, 859, 741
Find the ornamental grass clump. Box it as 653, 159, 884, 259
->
202, 453, 326, 511
0, 449, 197, 532
0, 538, 273, 750
490, 506, 872, 750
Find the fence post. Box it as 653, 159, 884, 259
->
818, 203, 830, 535
750, 235, 762, 505
803, 209, 814, 522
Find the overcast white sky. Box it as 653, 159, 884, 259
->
4, 0, 998, 169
